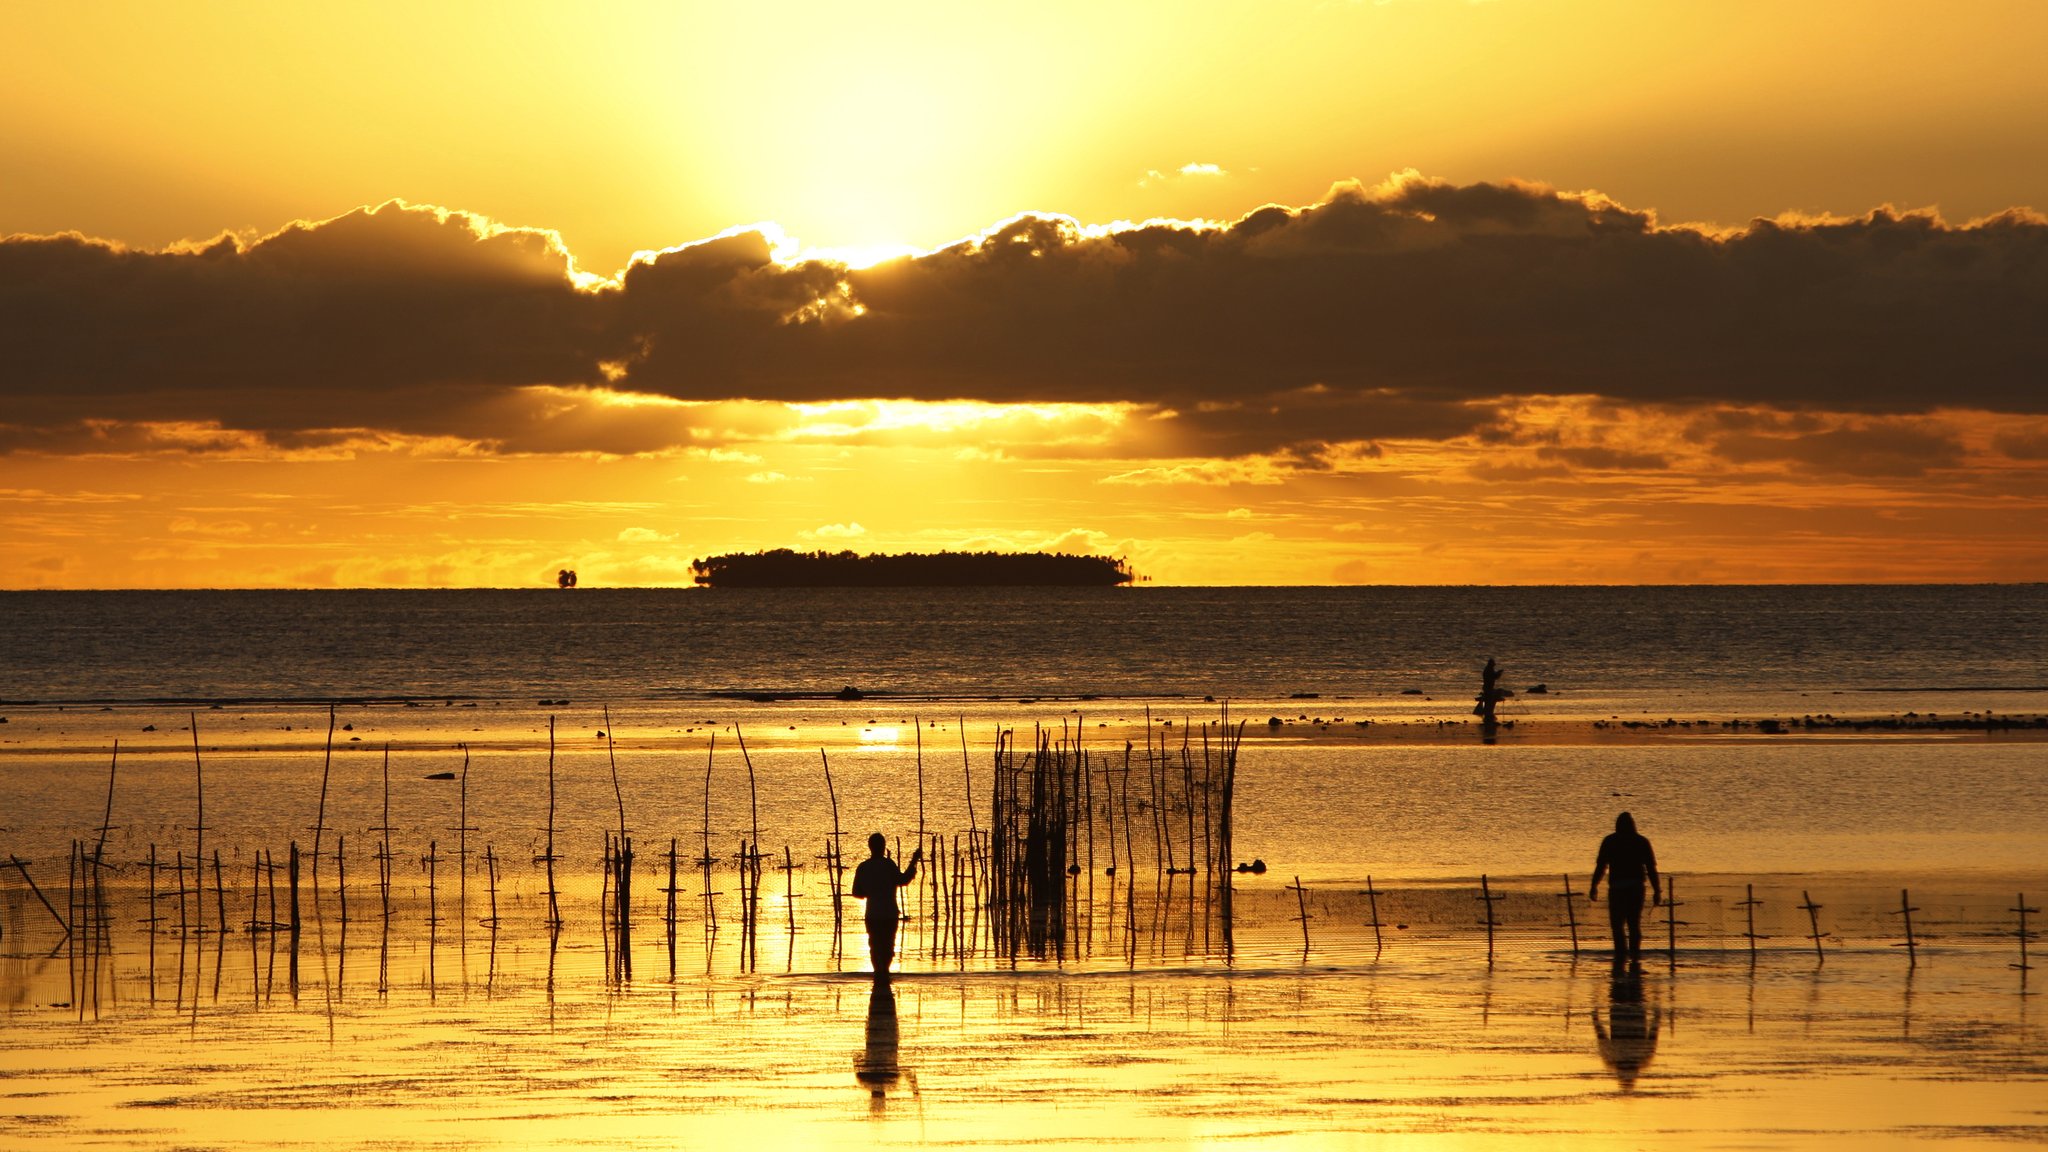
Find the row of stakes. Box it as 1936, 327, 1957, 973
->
26, 849, 2038, 970
15, 847, 2039, 987
1278, 872, 2039, 978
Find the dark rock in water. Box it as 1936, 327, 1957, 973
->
342, 722, 353, 731
1268, 716, 1283, 727
1527, 683, 1549, 694
425, 771, 456, 780
142, 724, 156, 732
595, 731, 605, 738
1289, 691, 1320, 699
1401, 688, 1424, 695
1251, 859, 1267, 874
836, 684, 864, 701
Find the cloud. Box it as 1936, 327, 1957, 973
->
8, 176, 2048, 462
808, 521, 866, 538
1, 199, 612, 439
1710, 423, 1966, 478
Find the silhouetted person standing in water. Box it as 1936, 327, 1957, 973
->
851, 833, 921, 980
1589, 811, 1660, 964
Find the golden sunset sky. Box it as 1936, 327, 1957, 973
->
6, 0, 2047, 587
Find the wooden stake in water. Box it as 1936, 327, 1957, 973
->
1662, 875, 1685, 964
481, 843, 499, 928
212, 849, 228, 942
312, 706, 335, 882
700, 734, 719, 933
1890, 889, 1919, 966
1800, 890, 1826, 962
2013, 893, 2039, 976
378, 744, 395, 926
1477, 874, 1503, 963
287, 841, 301, 994
1365, 874, 1385, 953
1289, 875, 1313, 957
542, 717, 561, 928
782, 844, 798, 937
8, 855, 69, 938
1737, 884, 1767, 961
95, 740, 119, 859
820, 749, 845, 935
190, 714, 206, 938
1559, 873, 1580, 956
603, 704, 627, 841
663, 837, 679, 962
456, 743, 471, 924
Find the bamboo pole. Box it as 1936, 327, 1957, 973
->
457, 744, 470, 925
1663, 875, 1685, 964
604, 705, 627, 839
1800, 890, 1825, 961
312, 706, 334, 881
1892, 889, 1918, 965
1364, 874, 1384, 953
191, 714, 205, 938
7, 855, 69, 937
1738, 884, 1766, 961
543, 717, 560, 927
2014, 894, 2039, 975
1560, 873, 1580, 955
1477, 874, 1501, 962
1290, 875, 1312, 957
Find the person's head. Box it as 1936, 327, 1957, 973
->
1614, 811, 1636, 834
868, 832, 887, 856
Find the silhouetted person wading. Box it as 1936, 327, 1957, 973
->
851, 833, 921, 980
1589, 812, 1660, 963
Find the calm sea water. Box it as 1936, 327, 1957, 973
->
5, 585, 2045, 706
3, 586, 2045, 880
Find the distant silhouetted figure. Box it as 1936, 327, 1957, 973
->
1473, 657, 1506, 725
557, 568, 577, 589
1593, 965, 1661, 1091
1589, 811, 1660, 963
851, 832, 921, 980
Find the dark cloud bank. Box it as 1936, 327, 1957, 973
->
4, 176, 2044, 457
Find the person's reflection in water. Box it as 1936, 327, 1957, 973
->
1593, 966, 1661, 1092
855, 979, 901, 1112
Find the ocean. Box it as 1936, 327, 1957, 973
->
4, 586, 2046, 1149
6, 584, 2046, 705
3, 585, 2043, 882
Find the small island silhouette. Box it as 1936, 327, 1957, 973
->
690, 549, 1133, 588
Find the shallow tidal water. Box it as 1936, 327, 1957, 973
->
4, 891, 2044, 1151
4, 636, 2046, 1148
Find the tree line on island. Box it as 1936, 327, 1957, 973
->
690, 549, 1134, 588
